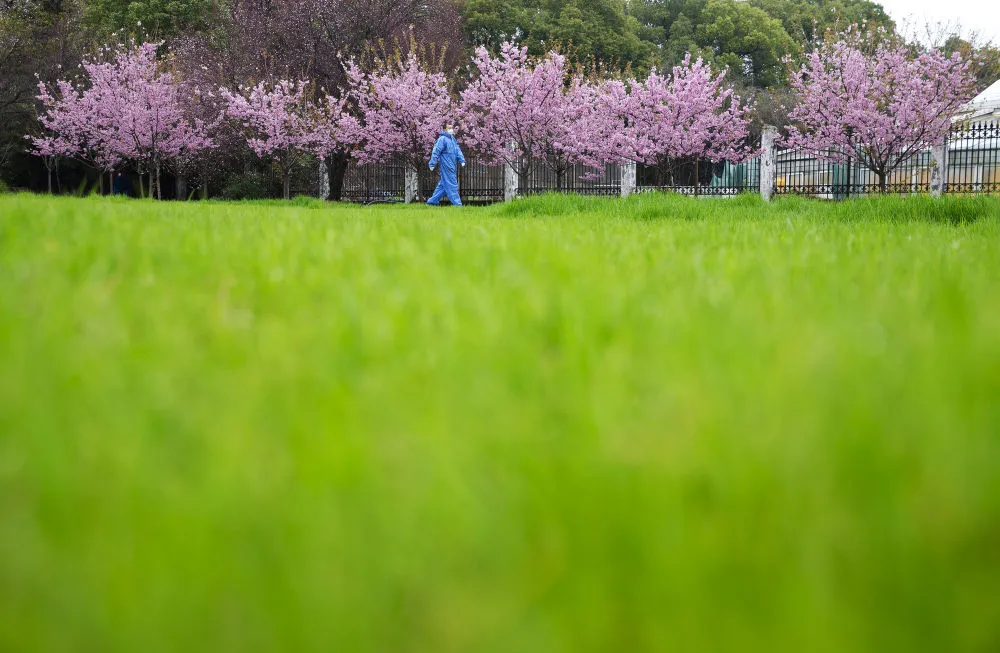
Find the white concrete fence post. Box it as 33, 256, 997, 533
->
318, 160, 330, 200
404, 162, 419, 204
930, 137, 948, 198
504, 159, 518, 202
621, 162, 636, 198
760, 125, 778, 202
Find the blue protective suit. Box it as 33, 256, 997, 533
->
427, 132, 466, 206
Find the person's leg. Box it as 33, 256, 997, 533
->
444, 173, 463, 206
426, 178, 446, 205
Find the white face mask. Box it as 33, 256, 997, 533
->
446, 129, 455, 135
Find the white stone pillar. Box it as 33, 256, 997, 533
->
504, 159, 518, 202
761, 126, 778, 202
621, 162, 636, 198
318, 160, 330, 200
404, 163, 419, 204
930, 138, 948, 198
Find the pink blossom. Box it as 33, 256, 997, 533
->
220, 79, 324, 199
32, 41, 213, 197
631, 56, 752, 168
537, 55, 752, 187
459, 43, 572, 185
784, 31, 975, 191
341, 52, 452, 168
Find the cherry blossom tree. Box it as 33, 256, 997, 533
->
459, 43, 572, 190
221, 79, 322, 199
558, 58, 750, 191
630, 56, 752, 191
340, 51, 453, 169
31, 42, 212, 198
311, 91, 349, 162
539, 74, 602, 189
85, 42, 213, 199
167, 82, 225, 199
560, 77, 639, 170
31, 76, 123, 194
29, 79, 83, 194
785, 30, 976, 192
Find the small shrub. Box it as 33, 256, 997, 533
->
221, 172, 273, 200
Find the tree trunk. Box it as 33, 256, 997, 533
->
155, 161, 162, 200
556, 168, 565, 191
694, 158, 700, 197
99, 173, 104, 196
283, 171, 291, 200
878, 171, 887, 193
47, 167, 53, 194
326, 150, 350, 201
137, 174, 144, 199
518, 163, 530, 196
176, 175, 187, 201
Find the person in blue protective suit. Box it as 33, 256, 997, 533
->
427, 122, 466, 206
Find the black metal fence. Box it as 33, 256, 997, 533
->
773, 121, 1000, 197
522, 162, 622, 196
946, 121, 1000, 193
341, 162, 406, 203
773, 146, 934, 196
339, 121, 1000, 204
637, 158, 760, 196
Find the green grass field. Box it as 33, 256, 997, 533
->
2, 192, 1000, 652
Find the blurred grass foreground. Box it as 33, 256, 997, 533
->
1, 192, 1000, 652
